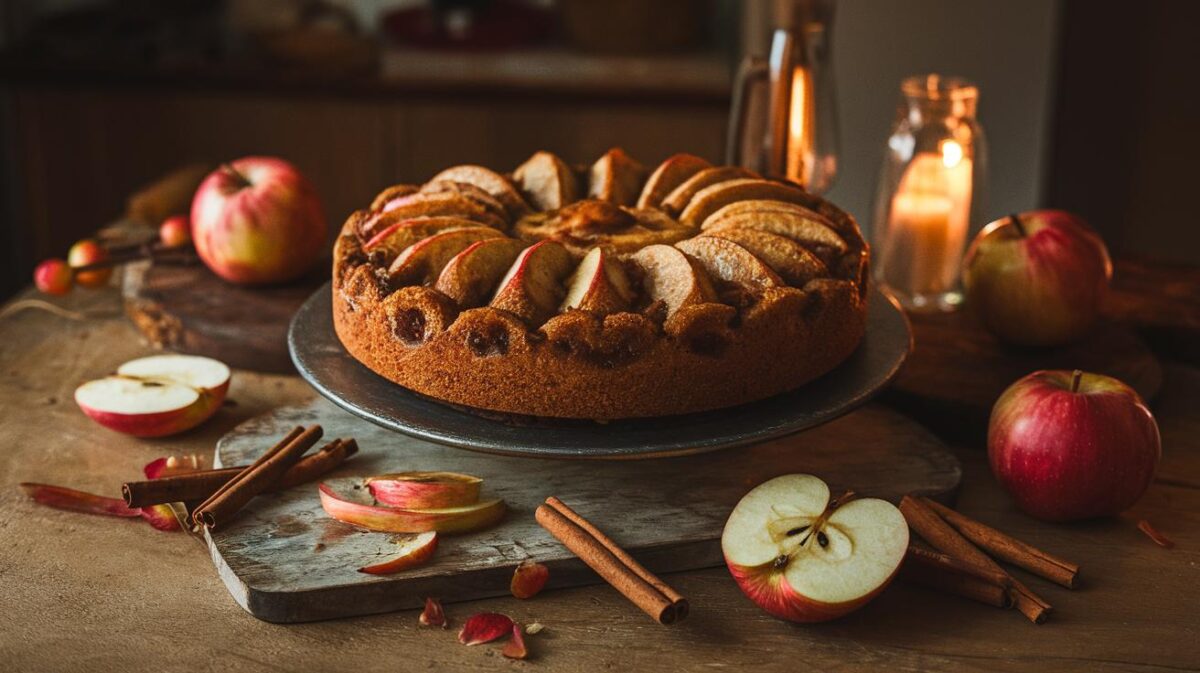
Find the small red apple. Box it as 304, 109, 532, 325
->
191, 157, 327, 285
963, 210, 1111, 347
989, 369, 1160, 522
159, 215, 192, 248
34, 259, 73, 295
67, 239, 111, 288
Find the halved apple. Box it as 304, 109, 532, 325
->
75, 355, 230, 437
629, 244, 718, 319
701, 200, 848, 255
660, 166, 758, 216
588, 148, 647, 206
637, 153, 712, 209
365, 472, 482, 509
675, 236, 783, 292
560, 247, 635, 314
319, 483, 505, 534
703, 229, 827, 287
513, 151, 579, 211
678, 179, 811, 227
363, 217, 493, 262
489, 239, 574, 325
357, 531, 439, 575
388, 228, 506, 286
435, 237, 527, 308
721, 474, 908, 623
429, 165, 530, 218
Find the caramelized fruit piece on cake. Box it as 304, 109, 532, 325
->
427, 165, 530, 218
435, 237, 528, 308
388, 228, 506, 286
703, 229, 828, 287
561, 247, 636, 315
367, 193, 508, 236
513, 151, 579, 211
701, 200, 848, 257
489, 240, 574, 325
675, 236, 784, 293
588, 148, 647, 207
629, 244, 719, 320
370, 184, 419, 212
637, 153, 712, 209
419, 181, 508, 219
660, 166, 759, 216
364, 217, 496, 263
678, 179, 812, 228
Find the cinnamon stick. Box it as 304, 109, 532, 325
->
192, 426, 322, 530
906, 543, 1011, 588
901, 547, 1011, 609
920, 497, 1080, 589
536, 498, 685, 624
123, 438, 356, 508
900, 496, 1051, 624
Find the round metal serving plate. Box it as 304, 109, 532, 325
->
290, 283, 911, 459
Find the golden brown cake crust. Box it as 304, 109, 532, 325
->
332, 151, 869, 420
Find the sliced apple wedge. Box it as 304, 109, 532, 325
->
560, 247, 635, 314
369, 184, 419, 212
365, 472, 482, 509
388, 228, 506, 287
75, 355, 230, 437
435, 237, 527, 308
429, 165, 530, 218
489, 239, 574, 325
629, 244, 719, 319
357, 531, 439, 575
675, 236, 783, 292
703, 229, 827, 287
588, 148, 647, 206
419, 181, 508, 219
722, 474, 908, 623
701, 200, 848, 255
660, 166, 758, 216
679, 179, 811, 227
370, 193, 507, 234
319, 482, 506, 534
637, 153, 712, 209
513, 151, 579, 211
363, 217, 491, 262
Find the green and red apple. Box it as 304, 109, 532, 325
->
67, 238, 111, 288
33, 259, 73, 295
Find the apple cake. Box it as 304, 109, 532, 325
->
332, 149, 869, 419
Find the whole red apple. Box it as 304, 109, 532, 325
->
191, 157, 326, 285
989, 370, 1160, 522
33, 258, 73, 295
963, 210, 1111, 347
159, 214, 192, 248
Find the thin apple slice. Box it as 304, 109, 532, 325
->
629, 244, 719, 319
429, 165, 530, 218
660, 166, 759, 216
501, 623, 528, 659
435, 237, 527, 308
489, 239, 574, 326
702, 200, 848, 254
358, 531, 439, 575
363, 217, 494, 262
513, 151, 579, 211
419, 181, 508, 220
678, 178, 811, 228
366, 193, 507, 237
370, 184, 419, 212
319, 482, 506, 534
588, 148, 647, 206
420, 597, 448, 627
675, 236, 783, 293
459, 613, 514, 645
365, 472, 482, 509
388, 228, 507, 287
637, 153, 712, 209
703, 229, 827, 287
560, 247, 635, 314
139, 503, 183, 531
510, 560, 550, 599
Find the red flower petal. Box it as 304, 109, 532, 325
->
458, 612, 513, 645
501, 623, 528, 660
419, 597, 447, 628
21, 482, 140, 518
510, 559, 550, 599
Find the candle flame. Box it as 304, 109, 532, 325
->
940, 140, 963, 169
786, 66, 815, 187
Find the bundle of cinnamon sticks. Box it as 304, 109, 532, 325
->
899, 495, 1080, 624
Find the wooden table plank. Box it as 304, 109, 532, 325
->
1, 284, 1198, 671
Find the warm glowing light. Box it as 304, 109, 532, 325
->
786, 67, 816, 187
940, 140, 963, 168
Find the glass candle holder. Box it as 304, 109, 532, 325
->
870, 75, 987, 312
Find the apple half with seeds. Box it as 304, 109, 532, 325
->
721, 474, 908, 623
74, 355, 230, 437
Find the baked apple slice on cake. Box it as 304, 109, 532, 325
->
675, 236, 783, 293
703, 229, 828, 287
701, 200, 848, 253
678, 179, 813, 227
560, 247, 636, 315
588, 148, 647, 207
428, 165, 530, 218
513, 151, 579, 211
489, 240, 574, 325
370, 184, 419, 212
637, 153, 712, 209
435, 237, 527, 308
419, 181, 509, 220
362, 193, 507, 238
629, 244, 719, 320
363, 217, 498, 262
660, 166, 759, 216
388, 228, 506, 286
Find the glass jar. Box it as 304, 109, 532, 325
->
870, 75, 987, 312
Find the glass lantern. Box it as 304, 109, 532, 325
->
870, 75, 987, 312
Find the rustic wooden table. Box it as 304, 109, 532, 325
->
1, 283, 1197, 672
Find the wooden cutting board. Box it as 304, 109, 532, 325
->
206, 397, 960, 623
